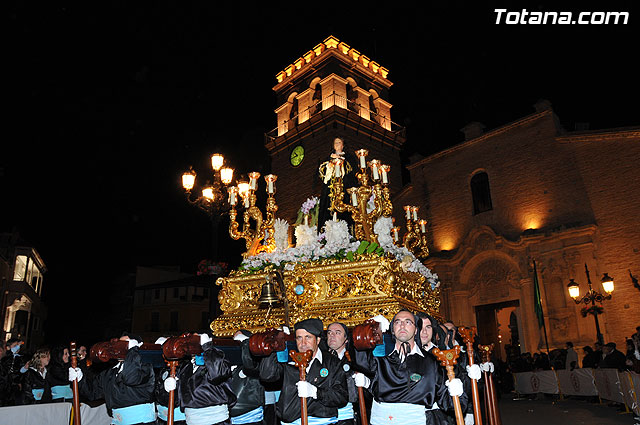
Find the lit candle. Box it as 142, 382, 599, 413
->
349, 189, 357, 206
228, 187, 238, 206
380, 165, 390, 184
244, 195, 250, 208
404, 205, 411, 220
355, 149, 368, 169
333, 159, 343, 178
419, 219, 427, 233
392, 227, 400, 242
412, 206, 419, 221
304, 215, 309, 226
369, 160, 380, 180
248, 172, 260, 190
264, 174, 277, 194
333, 211, 337, 221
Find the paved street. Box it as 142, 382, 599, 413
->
500, 395, 636, 424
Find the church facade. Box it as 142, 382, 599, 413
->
265, 36, 640, 357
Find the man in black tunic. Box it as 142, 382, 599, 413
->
71, 332, 156, 425
352, 310, 466, 425
259, 318, 348, 425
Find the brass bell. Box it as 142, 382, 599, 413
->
258, 275, 280, 307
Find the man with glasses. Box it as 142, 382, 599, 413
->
352, 309, 466, 425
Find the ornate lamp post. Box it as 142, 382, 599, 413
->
181, 154, 235, 317
567, 263, 614, 345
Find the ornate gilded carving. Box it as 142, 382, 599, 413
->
211, 255, 441, 336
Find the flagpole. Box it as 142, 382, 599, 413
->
533, 259, 551, 355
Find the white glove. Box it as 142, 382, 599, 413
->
296, 381, 318, 399
372, 315, 390, 333
127, 339, 143, 349
466, 364, 482, 381
164, 376, 177, 392
200, 333, 213, 346
233, 333, 249, 342
155, 337, 168, 345
634, 350, 640, 361
231, 365, 238, 371
278, 326, 290, 335
353, 372, 371, 389
69, 367, 83, 382
465, 413, 475, 425
480, 362, 494, 373
445, 378, 464, 397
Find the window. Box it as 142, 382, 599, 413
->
471, 172, 493, 214
170, 312, 179, 331
154, 289, 160, 299
151, 312, 160, 332
173, 287, 179, 298
201, 311, 210, 328
13, 255, 27, 281
143, 290, 151, 304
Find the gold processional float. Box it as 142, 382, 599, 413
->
211, 149, 441, 336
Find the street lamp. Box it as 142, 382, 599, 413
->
567, 263, 614, 345
181, 154, 235, 320
181, 154, 235, 217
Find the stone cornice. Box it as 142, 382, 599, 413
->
555, 127, 640, 143
407, 110, 554, 170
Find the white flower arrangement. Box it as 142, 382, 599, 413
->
240, 218, 440, 289
294, 224, 317, 247
273, 218, 289, 251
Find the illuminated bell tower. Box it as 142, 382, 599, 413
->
265, 35, 406, 222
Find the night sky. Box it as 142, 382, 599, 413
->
4, 2, 638, 344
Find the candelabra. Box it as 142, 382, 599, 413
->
329, 149, 393, 244
228, 173, 278, 258
400, 206, 430, 259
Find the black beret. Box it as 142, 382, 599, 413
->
295, 318, 323, 337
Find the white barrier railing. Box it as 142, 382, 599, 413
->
513, 369, 640, 414
0, 402, 111, 425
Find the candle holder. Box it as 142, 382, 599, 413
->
228, 174, 279, 258
329, 150, 393, 243
400, 206, 430, 259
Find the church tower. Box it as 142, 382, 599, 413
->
266, 35, 405, 222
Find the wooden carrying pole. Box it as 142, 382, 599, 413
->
70, 342, 82, 425
478, 344, 502, 425
290, 350, 313, 425
344, 351, 368, 425
458, 327, 483, 425
431, 346, 465, 425
166, 360, 178, 425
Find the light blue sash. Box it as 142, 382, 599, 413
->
111, 402, 156, 425
184, 404, 229, 425
281, 416, 337, 425
337, 402, 354, 420
231, 406, 264, 424
31, 388, 44, 401
51, 385, 73, 400
264, 390, 281, 404
371, 400, 425, 425
157, 404, 186, 421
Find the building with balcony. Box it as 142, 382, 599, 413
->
0, 232, 47, 349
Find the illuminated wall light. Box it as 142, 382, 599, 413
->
303, 50, 315, 63
324, 36, 340, 49
313, 43, 325, 56
360, 55, 370, 68
370, 61, 380, 73
338, 42, 350, 54
379, 67, 389, 78
294, 58, 304, 70
276, 71, 285, 83
285, 65, 294, 77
